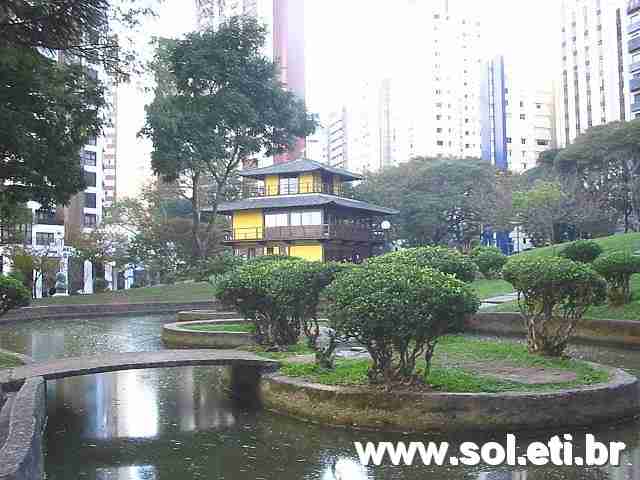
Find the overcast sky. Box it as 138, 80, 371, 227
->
116, 0, 560, 199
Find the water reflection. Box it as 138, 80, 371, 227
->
1, 315, 640, 479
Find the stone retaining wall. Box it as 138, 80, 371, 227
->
469, 313, 640, 346
260, 365, 640, 433
0, 378, 46, 480
162, 320, 255, 349
0, 301, 218, 324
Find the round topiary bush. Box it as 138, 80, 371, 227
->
469, 246, 508, 279
0, 275, 31, 315
368, 246, 478, 283
503, 256, 606, 356
326, 262, 480, 385
214, 259, 349, 351
592, 251, 640, 306
559, 240, 604, 264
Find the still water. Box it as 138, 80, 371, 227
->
1, 315, 640, 479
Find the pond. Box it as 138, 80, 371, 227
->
0, 314, 639, 479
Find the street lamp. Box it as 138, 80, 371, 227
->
381, 220, 392, 253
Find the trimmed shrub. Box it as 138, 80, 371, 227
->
470, 246, 508, 279
368, 246, 478, 283
503, 256, 606, 356
592, 251, 640, 306
214, 260, 348, 351
326, 262, 480, 385
559, 240, 603, 264
0, 275, 31, 315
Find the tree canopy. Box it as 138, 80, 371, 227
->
140, 16, 317, 259
355, 157, 511, 248
0, 46, 105, 210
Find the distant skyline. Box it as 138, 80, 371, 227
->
116, 0, 560, 199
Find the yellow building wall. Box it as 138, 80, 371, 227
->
265, 175, 279, 196
289, 243, 324, 261
299, 172, 314, 193
232, 210, 263, 240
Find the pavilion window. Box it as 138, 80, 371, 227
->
265, 213, 289, 228
290, 210, 322, 226
279, 176, 298, 195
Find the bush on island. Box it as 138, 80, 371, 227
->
503, 256, 606, 356
0, 275, 31, 315
469, 246, 508, 279
559, 240, 604, 264
214, 258, 349, 354
325, 261, 480, 386
592, 251, 640, 306
368, 246, 478, 283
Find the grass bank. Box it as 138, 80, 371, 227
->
0, 351, 25, 369
182, 323, 254, 333
275, 336, 609, 393
34, 282, 214, 306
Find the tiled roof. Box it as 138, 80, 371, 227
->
214, 194, 397, 215
239, 159, 363, 181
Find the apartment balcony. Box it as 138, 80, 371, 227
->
630, 0, 640, 14
630, 20, 640, 34
630, 36, 640, 53
631, 77, 640, 93
241, 182, 344, 198
631, 61, 640, 74
34, 211, 64, 226
223, 224, 385, 244
632, 102, 640, 113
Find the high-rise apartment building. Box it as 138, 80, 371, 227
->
326, 108, 348, 169
480, 56, 557, 172
629, 0, 640, 118
195, 0, 305, 164
557, 0, 629, 147
102, 78, 118, 213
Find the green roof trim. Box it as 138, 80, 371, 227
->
239, 159, 363, 181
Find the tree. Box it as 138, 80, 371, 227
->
556, 120, 640, 232
67, 222, 129, 281
140, 17, 317, 260
513, 181, 570, 246
0, 0, 158, 78
355, 157, 509, 248
0, 46, 105, 210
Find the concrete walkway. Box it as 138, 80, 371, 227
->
0, 350, 279, 388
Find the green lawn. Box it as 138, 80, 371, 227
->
519, 232, 640, 259
0, 351, 24, 369
470, 279, 514, 299
182, 323, 255, 333
278, 335, 609, 393
34, 282, 214, 306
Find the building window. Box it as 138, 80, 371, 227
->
506, 137, 512, 144
36, 232, 54, 246
84, 193, 97, 209
437, 140, 444, 146
521, 138, 526, 144
279, 176, 298, 195
520, 114, 526, 120
86, 136, 97, 146
80, 150, 96, 166
265, 213, 288, 228
83, 214, 97, 228
247, 248, 256, 259
290, 210, 322, 226
536, 139, 550, 146
84, 171, 96, 187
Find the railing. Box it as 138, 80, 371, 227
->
224, 224, 385, 243
629, 0, 640, 14
242, 182, 344, 198
630, 37, 640, 54
34, 212, 64, 226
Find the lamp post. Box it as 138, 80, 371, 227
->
381, 220, 392, 253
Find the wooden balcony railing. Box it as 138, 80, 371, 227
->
242, 182, 344, 198
224, 224, 385, 243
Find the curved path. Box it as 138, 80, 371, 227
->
0, 349, 279, 389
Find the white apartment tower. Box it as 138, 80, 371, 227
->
480, 56, 557, 173
557, 0, 629, 146
326, 108, 348, 169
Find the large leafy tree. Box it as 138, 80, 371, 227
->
0, 47, 105, 209
140, 16, 317, 260
0, 0, 157, 78
556, 120, 640, 232
355, 157, 509, 248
